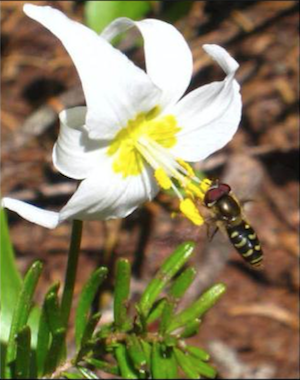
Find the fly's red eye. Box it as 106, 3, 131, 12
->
218, 183, 231, 194
204, 183, 231, 206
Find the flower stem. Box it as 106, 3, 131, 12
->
60, 220, 83, 328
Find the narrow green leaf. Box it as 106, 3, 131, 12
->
44, 327, 66, 375
151, 342, 177, 379
139, 242, 195, 317
15, 325, 31, 379
152, 343, 178, 379
0, 209, 22, 343
159, 300, 174, 335
27, 305, 41, 349
44, 285, 64, 334
169, 267, 196, 299
179, 319, 201, 339
187, 354, 217, 379
163, 348, 178, 379
159, 268, 197, 334
75, 267, 107, 348
75, 312, 101, 364
43, 285, 66, 375
151, 342, 164, 379
145, 298, 167, 325
139, 340, 152, 369
36, 283, 59, 377
113, 259, 132, 331
167, 283, 226, 333
126, 334, 147, 371
85, 358, 120, 376
80, 312, 101, 348
60, 219, 83, 329
96, 322, 114, 340
174, 348, 199, 379
114, 344, 138, 379
62, 371, 83, 379
5, 261, 43, 378
85, 1, 152, 34
78, 366, 99, 379
185, 345, 210, 361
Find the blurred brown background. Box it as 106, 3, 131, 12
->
1, 1, 299, 378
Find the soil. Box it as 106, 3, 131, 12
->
1, 1, 299, 379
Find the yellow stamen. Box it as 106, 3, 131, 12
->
186, 182, 205, 200
180, 198, 204, 226
200, 178, 212, 193
154, 168, 172, 190
177, 159, 195, 178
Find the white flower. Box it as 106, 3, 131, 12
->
2, 4, 242, 229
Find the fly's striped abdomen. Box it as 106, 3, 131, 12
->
226, 220, 263, 268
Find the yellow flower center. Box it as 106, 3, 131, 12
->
107, 107, 212, 226
107, 108, 180, 178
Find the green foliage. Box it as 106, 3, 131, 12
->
1, 238, 224, 379
85, 1, 152, 34
0, 209, 22, 344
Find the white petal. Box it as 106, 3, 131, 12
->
169, 45, 242, 162
102, 17, 193, 110
203, 44, 239, 76
23, 4, 161, 140
59, 161, 158, 222
2, 198, 59, 229
53, 107, 108, 180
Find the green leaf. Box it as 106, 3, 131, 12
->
126, 334, 147, 371
167, 283, 226, 333
169, 267, 196, 300
15, 325, 31, 379
0, 209, 22, 343
36, 283, 59, 377
139, 340, 152, 370
44, 327, 66, 376
5, 261, 43, 378
151, 343, 177, 379
159, 267, 197, 334
138, 242, 195, 317
78, 366, 99, 379
186, 354, 217, 379
179, 318, 201, 339
85, 358, 120, 376
114, 344, 138, 379
44, 285, 64, 334
75, 267, 107, 348
85, 1, 152, 34
113, 259, 132, 331
174, 348, 199, 379
159, 300, 174, 335
185, 345, 210, 362
75, 312, 101, 364
146, 298, 167, 325
62, 371, 83, 379
43, 285, 66, 375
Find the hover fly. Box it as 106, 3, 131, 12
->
203, 181, 263, 269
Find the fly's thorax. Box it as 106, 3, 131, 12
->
210, 194, 242, 223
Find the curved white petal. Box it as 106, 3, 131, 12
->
169, 45, 242, 162
2, 198, 59, 229
59, 161, 159, 222
23, 4, 161, 140
101, 17, 193, 110
53, 107, 109, 180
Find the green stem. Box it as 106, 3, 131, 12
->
61, 220, 83, 328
